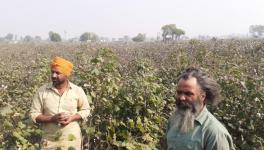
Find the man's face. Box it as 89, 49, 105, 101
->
51, 67, 67, 87
169, 77, 205, 133
175, 77, 205, 114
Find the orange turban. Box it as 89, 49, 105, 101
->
51, 56, 73, 76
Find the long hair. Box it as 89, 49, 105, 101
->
177, 67, 221, 106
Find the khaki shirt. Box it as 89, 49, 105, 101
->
30, 82, 90, 150
166, 107, 235, 150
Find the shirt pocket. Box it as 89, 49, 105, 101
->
43, 93, 59, 115
63, 95, 78, 112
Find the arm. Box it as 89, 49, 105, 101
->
35, 114, 54, 123
59, 87, 90, 125
36, 113, 73, 124
30, 90, 44, 124
205, 131, 235, 150
75, 87, 91, 121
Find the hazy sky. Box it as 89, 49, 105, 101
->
1, 0, 264, 39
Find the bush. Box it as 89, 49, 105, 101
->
0, 40, 263, 149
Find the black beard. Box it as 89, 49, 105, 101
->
52, 78, 65, 87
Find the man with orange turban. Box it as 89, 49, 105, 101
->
30, 56, 90, 150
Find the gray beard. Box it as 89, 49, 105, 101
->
169, 101, 203, 133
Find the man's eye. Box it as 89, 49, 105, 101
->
52, 71, 60, 75
54, 71, 60, 75
185, 92, 193, 96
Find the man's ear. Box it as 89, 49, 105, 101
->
200, 92, 206, 101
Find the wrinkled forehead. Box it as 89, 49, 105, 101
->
177, 77, 201, 91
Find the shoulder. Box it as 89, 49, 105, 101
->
69, 82, 81, 89
205, 112, 230, 135
36, 83, 51, 93
69, 82, 85, 92
197, 107, 229, 134
33, 83, 51, 100
203, 111, 234, 149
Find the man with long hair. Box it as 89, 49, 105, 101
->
166, 67, 234, 150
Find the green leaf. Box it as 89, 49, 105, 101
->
3, 120, 13, 129
0, 105, 13, 116
90, 91, 96, 98
68, 146, 76, 150
91, 68, 100, 75
68, 134, 76, 141
86, 94, 92, 104
18, 121, 26, 129
128, 119, 135, 128
136, 117, 145, 133
86, 127, 95, 135
114, 105, 120, 112
54, 131, 62, 141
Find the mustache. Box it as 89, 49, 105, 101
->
176, 100, 196, 112
52, 77, 58, 80
52, 78, 61, 85
52, 78, 59, 83
176, 99, 203, 115
176, 101, 192, 108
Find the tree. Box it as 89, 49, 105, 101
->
161, 24, 185, 42
23, 35, 33, 42
249, 25, 264, 38
174, 28, 185, 40
5, 33, 13, 41
162, 24, 176, 41
80, 32, 98, 42
123, 35, 130, 42
34, 36, 42, 41
49, 31, 62, 42
132, 33, 146, 42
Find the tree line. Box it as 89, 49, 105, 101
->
1, 24, 264, 43
0, 24, 186, 43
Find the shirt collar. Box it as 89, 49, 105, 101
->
195, 106, 209, 125
68, 82, 74, 89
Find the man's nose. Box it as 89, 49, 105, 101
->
52, 73, 57, 78
178, 94, 186, 101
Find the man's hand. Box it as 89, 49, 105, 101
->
51, 112, 69, 123
59, 115, 73, 125
35, 113, 81, 125
59, 114, 82, 125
